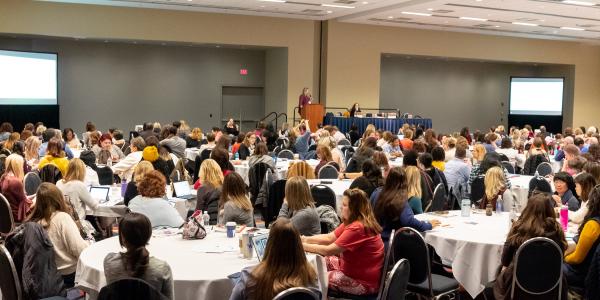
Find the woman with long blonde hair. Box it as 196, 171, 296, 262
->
219, 172, 254, 226
0, 154, 32, 222
405, 166, 424, 214
479, 166, 513, 211
302, 189, 384, 296
472, 143, 487, 165
277, 176, 321, 236
196, 159, 225, 224
56, 158, 99, 221
24, 136, 41, 168
230, 218, 319, 300
186, 127, 203, 148
124, 161, 154, 206
287, 161, 316, 179
1, 132, 20, 155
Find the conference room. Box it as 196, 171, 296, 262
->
1, 0, 600, 299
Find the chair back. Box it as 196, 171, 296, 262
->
536, 162, 554, 177
23, 172, 42, 196
308, 144, 317, 152
248, 162, 270, 206
318, 165, 339, 179
338, 139, 351, 146
0, 245, 21, 300
392, 227, 433, 295
426, 183, 446, 212
498, 153, 510, 162
310, 184, 337, 209
200, 149, 212, 161
39, 164, 62, 184
98, 278, 166, 300
528, 176, 553, 198
273, 287, 320, 300
192, 149, 213, 183
470, 176, 485, 204
266, 179, 287, 227
97, 166, 114, 185
502, 161, 516, 174
278, 149, 294, 160
0, 193, 14, 235
511, 237, 563, 299
380, 259, 410, 300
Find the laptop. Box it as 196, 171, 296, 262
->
252, 233, 269, 262
89, 186, 110, 203
173, 181, 195, 200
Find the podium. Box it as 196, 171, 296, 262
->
301, 103, 324, 132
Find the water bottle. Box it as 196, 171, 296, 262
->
234, 151, 239, 160
560, 205, 568, 231
120, 178, 127, 198
202, 211, 210, 227
496, 195, 504, 213
461, 199, 470, 217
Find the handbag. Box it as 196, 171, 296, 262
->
182, 210, 207, 240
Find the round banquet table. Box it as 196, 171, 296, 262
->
415, 210, 511, 298
75, 231, 327, 300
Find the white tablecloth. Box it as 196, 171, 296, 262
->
416, 210, 511, 298
185, 148, 200, 161
75, 232, 327, 300
234, 159, 320, 185
508, 175, 554, 212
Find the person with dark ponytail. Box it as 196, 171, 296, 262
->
103, 213, 174, 299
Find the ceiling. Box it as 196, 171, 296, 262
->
40, 0, 600, 43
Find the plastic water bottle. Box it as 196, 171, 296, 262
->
120, 179, 127, 198
560, 205, 568, 231
202, 211, 210, 227
461, 199, 470, 217
234, 151, 239, 160
496, 195, 504, 213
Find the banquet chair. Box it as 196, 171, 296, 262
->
338, 139, 352, 146
278, 149, 295, 160
0, 245, 22, 300
497, 153, 509, 162
1, 193, 15, 235
318, 165, 339, 179
510, 237, 564, 299
425, 184, 446, 212
310, 184, 337, 209
39, 164, 62, 184
23, 172, 42, 196
528, 176, 553, 198
308, 144, 317, 152
535, 162, 554, 177
273, 287, 320, 300
96, 166, 114, 185
379, 259, 410, 300
501, 161, 516, 174
266, 179, 287, 228
193, 149, 213, 183
98, 278, 166, 300
392, 227, 458, 299
469, 176, 485, 205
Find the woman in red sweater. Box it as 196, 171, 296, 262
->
0, 154, 32, 222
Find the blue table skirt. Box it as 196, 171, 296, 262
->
323, 116, 432, 134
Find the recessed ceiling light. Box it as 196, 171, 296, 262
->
562, 0, 595, 5
427, 8, 433, 11
258, 0, 285, 2
494, 25, 501, 28
512, 22, 538, 26
322, 4, 355, 8
460, 17, 488, 21
362, 1, 369, 4
387, 16, 393, 19
401, 11, 432, 16
561, 26, 586, 30
327, 10, 333, 13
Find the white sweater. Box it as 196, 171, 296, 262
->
569, 200, 588, 224
111, 151, 143, 181
56, 180, 99, 221
39, 212, 89, 275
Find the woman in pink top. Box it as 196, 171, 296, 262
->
302, 188, 384, 296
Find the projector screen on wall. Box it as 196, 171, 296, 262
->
0, 50, 57, 105
509, 77, 563, 116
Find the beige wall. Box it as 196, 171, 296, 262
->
324, 21, 600, 127
0, 0, 319, 119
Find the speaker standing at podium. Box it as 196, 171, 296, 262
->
298, 87, 313, 115
349, 102, 361, 117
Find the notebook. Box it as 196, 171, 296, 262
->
173, 181, 195, 200
89, 186, 110, 203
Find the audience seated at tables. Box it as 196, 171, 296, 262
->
0, 132, 20, 156
79, 150, 100, 186
495, 137, 526, 170
372, 151, 390, 178
219, 172, 254, 227
371, 167, 439, 244
289, 120, 312, 160
0, 154, 32, 222
403, 150, 434, 210
144, 137, 175, 183
195, 159, 224, 225
442, 136, 456, 162
124, 161, 154, 206
405, 166, 426, 214
314, 144, 339, 177
346, 137, 376, 173
469, 152, 511, 189
419, 152, 448, 194
185, 127, 204, 148
27, 183, 90, 287
39, 129, 75, 159
318, 136, 345, 172
400, 128, 414, 151
199, 132, 217, 154
552, 172, 581, 211
431, 146, 446, 171
277, 176, 321, 236
348, 124, 360, 146
562, 144, 581, 176
193, 147, 234, 189
444, 146, 471, 191
570, 173, 597, 224
248, 143, 274, 171
349, 159, 383, 198
287, 161, 316, 179
490, 193, 567, 299
111, 136, 146, 181
564, 186, 600, 292
92, 133, 125, 162
24, 135, 42, 170
231, 133, 244, 155
158, 125, 186, 159
38, 137, 70, 176
382, 135, 402, 159
63, 128, 81, 150
139, 122, 159, 142
483, 133, 498, 153
104, 212, 174, 299
56, 158, 99, 221
478, 167, 514, 212
229, 218, 320, 300
128, 170, 184, 228
424, 129, 440, 152
302, 189, 384, 296
224, 118, 239, 137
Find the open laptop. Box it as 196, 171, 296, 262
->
173, 181, 195, 200
89, 186, 110, 203
252, 233, 269, 262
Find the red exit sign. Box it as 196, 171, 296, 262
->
240, 69, 248, 75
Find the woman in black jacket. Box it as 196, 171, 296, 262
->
349, 159, 384, 198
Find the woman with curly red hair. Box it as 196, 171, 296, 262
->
128, 170, 183, 228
